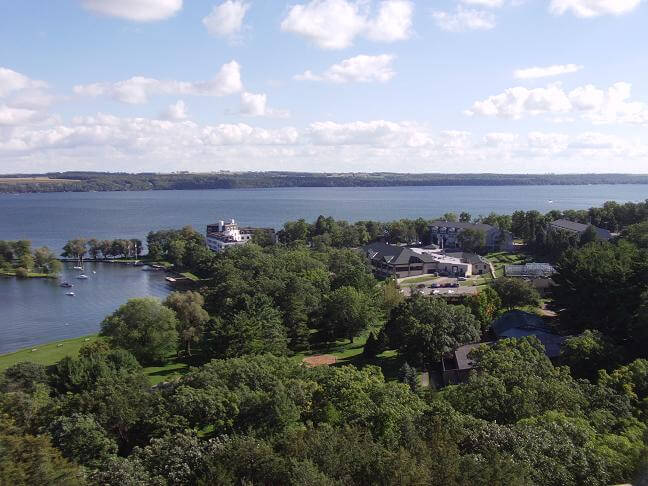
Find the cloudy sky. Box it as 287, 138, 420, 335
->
1, 0, 647, 173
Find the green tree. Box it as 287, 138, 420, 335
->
321, 286, 377, 343
164, 291, 209, 356
443, 212, 458, 222
18, 253, 34, 271
457, 228, 486, 253
460, 211, 472, 223
623, 221, 648, 249
87, 239, 101, 260
100, 298, 179, 364
363, 332, 379, 358
167, 239, 186, 267
561, 330, 620, 380
385, 294, 480, 368
49, 413, 118, 468
61, 239, 87, 261
33, 246, 61, 274
492, 277, 540, 310
399, 362, 419, 392
465, 287, 502, 330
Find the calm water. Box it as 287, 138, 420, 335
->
0, 262, 170, 354
1, 185, 647, 252
1, 184, 647, 354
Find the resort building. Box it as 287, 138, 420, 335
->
549, 219, 612, 241
206, 219, 276, 252
429, 221, 514, 251
363, 242, 488, 279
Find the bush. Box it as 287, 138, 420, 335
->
14, 267, 29, 278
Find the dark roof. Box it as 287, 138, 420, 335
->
430, 221, 494, 232
364, 242, 436, 265
498, 329, 565, 358
550, 219, 612, 240
453, 343, 486, 370
492, 310, 548, 336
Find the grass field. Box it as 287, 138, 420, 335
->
0, 335, 100, 371
398, 275, 439, 286
0, 270, 57, 278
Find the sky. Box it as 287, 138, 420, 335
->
1, 0, 647, 174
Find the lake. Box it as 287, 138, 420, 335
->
1, 185, 647, 252
1, 184, 647, 354
0, 262, 170, 354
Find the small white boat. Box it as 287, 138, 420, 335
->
165, 277, 176, 283
547, 200, 554, 204
65, 292, 75, 296
77, 274, 89, 279
92, 270, 97, 274
73, 266, 83, 270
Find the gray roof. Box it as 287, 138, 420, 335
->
550, 219, 612, 240
364, 242, 436, 265
430, 221, 494, 232
498, 329, 565, 358
492, 310, 548, 336
453, 342, 487, 370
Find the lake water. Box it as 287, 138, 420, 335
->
1, 185, 647, 252
0, 262, 170, 354
1, 184, 647, 354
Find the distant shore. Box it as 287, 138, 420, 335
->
2, 171, 648, 194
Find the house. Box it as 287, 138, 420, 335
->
363, 242, 483, 279
441, 310, 565, 385
491, 310, 565, 358
206, 219, 276, 252
445, 251, 491, 276
441, 342, 487, 385
429, 221, 514, 251
549, 219, 612, 241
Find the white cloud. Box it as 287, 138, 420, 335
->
2, 114, 647, 172
239, 92, 290, 118
160, 100, 188, 120
202, 0, 250, 40
432, 7, 496, 32
79, 0, 183, 22
280, 0, 413, 49
460, 0, 505, 7
73, 61, 243, 103
295, 54, 396, 83
0, 105, 41, 126
467, 82, 648, 124
0, 68, 48, 97
549, 0, 642, 17
514, 64, 583, 79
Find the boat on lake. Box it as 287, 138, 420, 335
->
165, 277, 176, 283
77, 274, 89, 279
60, 282, 73, 288
65, 292, 75, 296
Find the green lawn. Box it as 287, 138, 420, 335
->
0, 335, 192, 385
398, 275, 438, 285
0, 270, 58, 279
180, 272, 200, 282
485, 251, 530, 278
0, 335, 100, 371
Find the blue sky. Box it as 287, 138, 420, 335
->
1, 0, 647, 173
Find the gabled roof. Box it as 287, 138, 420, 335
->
430, 221, 494, 232
364, 242, 437, 265
445, 251, 489, 265
492, 310, 548, 336
550, 219, 612, 240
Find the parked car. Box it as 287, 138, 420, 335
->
458, 276, 467, 281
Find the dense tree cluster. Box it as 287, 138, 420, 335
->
0, 240, 61, 276
146, 227, 211, 269
61, 237, 143, 261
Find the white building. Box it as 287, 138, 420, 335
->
206, 219, 276, 252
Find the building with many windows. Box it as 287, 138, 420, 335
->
206, 219, 276, 252
429, 221, 514, 251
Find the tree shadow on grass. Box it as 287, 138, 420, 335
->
334, 351, 406, 382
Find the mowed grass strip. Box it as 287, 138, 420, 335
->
0, 335, 99, 371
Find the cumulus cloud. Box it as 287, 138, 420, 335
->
514, 64, 583, 79
202, 0, 250, 40
466, 82, 648, 124
549, 0, 642, 17
295, 54, 396, 83
73, 61, 243, 103
160, 100, 188, 120
432, 7, 496, 32
280, 0, 413, 49
79, 0, 183, 21
0, 68, 48, 98
238, 92, 290, 118
2, 113, 647, 172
